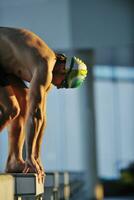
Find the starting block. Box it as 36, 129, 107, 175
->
0, 173, 44, 200
0, 174, 14, 200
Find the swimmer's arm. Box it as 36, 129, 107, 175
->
25, 65, 52, 160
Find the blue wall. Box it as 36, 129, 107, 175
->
70, 0, 134, 48
0, 0, 71, 50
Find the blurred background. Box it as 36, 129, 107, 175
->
0, 0, 134, 199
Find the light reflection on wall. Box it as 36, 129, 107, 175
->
94, 65, 134, 178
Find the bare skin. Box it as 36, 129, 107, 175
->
5, 76, 28, 173
0, 27, 66, 178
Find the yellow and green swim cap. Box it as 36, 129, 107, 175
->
61, 56, 88, 88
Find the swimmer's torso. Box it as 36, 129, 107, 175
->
0, 27, 55, 82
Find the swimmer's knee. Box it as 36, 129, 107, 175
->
10, 105, 20, 119
0, 103, 20, 132
7, 104, 20, 120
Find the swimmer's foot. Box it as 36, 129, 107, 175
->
36, 158, 45, 176
5, 157, 25, 173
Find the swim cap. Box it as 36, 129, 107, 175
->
61, 56, 88, 88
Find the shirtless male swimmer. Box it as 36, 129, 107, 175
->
0, 27, 87, 178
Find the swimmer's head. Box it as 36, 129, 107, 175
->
53, 54, 88, 89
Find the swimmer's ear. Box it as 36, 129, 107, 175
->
55, 53, 67, 63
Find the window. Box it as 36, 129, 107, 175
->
94, 65, 134, 178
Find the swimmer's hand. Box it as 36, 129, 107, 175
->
23, 156, 44, 183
